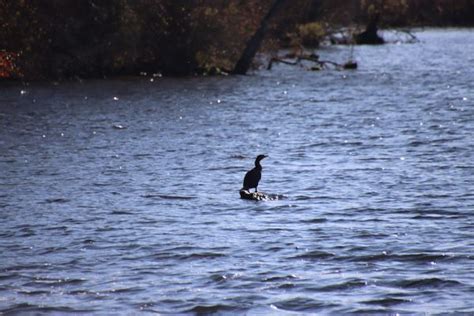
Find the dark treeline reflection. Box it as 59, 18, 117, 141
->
1, 0, 473, 80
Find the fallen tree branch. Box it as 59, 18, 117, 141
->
268, 52, 357, 71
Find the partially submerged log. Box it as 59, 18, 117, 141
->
267, 52, 356, 71
239, 189, 282, 201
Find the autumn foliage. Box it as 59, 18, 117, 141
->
0, 51, 21, 78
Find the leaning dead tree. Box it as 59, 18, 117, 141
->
232, 0, 358, 74
232, 0, 287, 75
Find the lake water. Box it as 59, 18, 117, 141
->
1, 29, 473, 314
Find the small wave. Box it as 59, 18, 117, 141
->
153, 251, 227, 261
161, 245, 199, 252
17, 289, 52, 296
255, 227, 287, 233
416, 193, 454, 199
456, 165, 474, 170
312, 195, 338, 200
262, 274, 298, 282
351, 307, 400, 314
208, 165, 243, 171
180, 252, 227, 260
112, 123, 127, 129
133, 153, 152, 158
408, 140, 428, 147
104, 286, 144, 294
303, 142, 328, 148
394, 277, 463, 289
3, 263, 45, 272
357, 231, 390, 238
186, 304, 236, 314
339, 141, 364, 146
42, 197, 70, 204
37, 246, 68, 255
142, 194, 196, 200
230, 154, 246, 159
301, 218, 328, 224
316, 279, 367, 291
411, 214, 464, 220
294, 195, 313, 201
44, 225, 69, 231
272, 297, 327, 312
24, 277, 86, 287
397, 253, 452, 262
1, 159, 16, 163
409, 208, 465, 217
210, 273, 241, 283
362, 296, 412, 307
0, 303, 93, 314
92, 182, 110, 187
290, 250, 335, 260
111, 210, 134, 215
350, 252, 454, 264
17, 230, 36, 237
67, 289, 100, 296
0, 273, 20, 281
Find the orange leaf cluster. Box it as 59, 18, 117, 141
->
0, 51, 22, 79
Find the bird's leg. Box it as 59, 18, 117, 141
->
255, 187, 258, 193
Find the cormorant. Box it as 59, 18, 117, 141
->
243, 155, 267, 192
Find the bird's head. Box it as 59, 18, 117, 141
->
256, 154, 268, 162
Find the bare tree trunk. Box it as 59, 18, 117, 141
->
232, 0, 287, 75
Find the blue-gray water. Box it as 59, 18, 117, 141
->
1, 29, 473, 314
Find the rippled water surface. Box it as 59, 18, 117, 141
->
1, 29, 474, 314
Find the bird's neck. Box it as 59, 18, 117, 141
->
255, 161, 262, 170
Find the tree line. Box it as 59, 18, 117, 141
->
1, 0, 473, 80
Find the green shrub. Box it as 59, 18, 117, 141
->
297, 22, 326, 47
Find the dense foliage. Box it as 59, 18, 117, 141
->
1, 0, 473, 80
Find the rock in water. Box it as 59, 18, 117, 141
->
239, 189, 281, 201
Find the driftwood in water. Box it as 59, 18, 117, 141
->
268, 52, 357, 71
232, 0, 287, 75
239, 189, 281, 201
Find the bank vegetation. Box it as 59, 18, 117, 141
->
1, 0, 473, 80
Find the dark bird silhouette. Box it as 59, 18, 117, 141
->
243, 155, 267, 192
